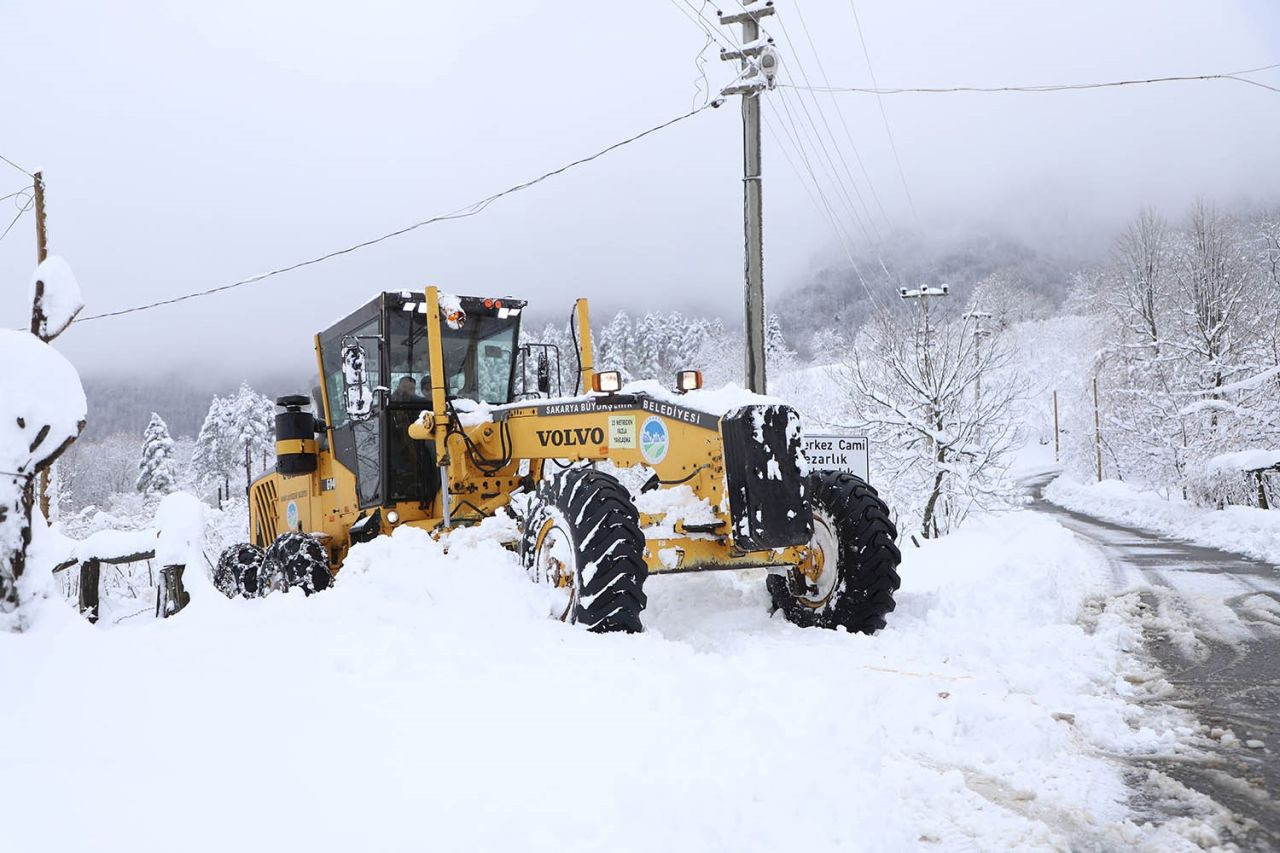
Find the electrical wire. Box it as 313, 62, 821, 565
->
786, 63, 1280, 96
0, 153, 33, 178
690, 1, 715, 109
668, 0, 735, 51
789, 0, 890, 230
1, 186, 32, 204
771, 15, 883, 244
75, 102, 723, 324
847, 0, 918, 219
0, 195, 33, 243
762, 98, 888, 315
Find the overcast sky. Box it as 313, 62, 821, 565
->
2, 0, 1278, 380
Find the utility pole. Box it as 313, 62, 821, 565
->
961, 310, 991, 404
719, 1, 778, 394
899, 284, 950, 349
1093, 376, 1103, 482
33, 172, 51, 522
1052, 390, 1060, 462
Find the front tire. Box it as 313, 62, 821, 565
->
519, 468, 648, 632
264, 532, 333, 596
214, 543, 266, 599
767, 471, 901, 634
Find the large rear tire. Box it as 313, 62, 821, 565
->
519, 468, 648, 633
767, 471, 901, 634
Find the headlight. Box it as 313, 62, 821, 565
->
592, 371, 623, 394
386, 510, 400, 524
676, 370, 703, 393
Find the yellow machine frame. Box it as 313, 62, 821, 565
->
251, 287, 811, 576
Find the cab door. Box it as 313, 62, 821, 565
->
319, 298, 385, 508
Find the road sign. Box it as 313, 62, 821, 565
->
802, 433, 870, 482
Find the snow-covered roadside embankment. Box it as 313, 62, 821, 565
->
1045, 476, 1280, 566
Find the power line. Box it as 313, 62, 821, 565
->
0, 196, 33, 243
1, 186, 32, 204
774, 88, 873, 246
762, 98, 889, 316
690, 4, 715, 109
772, 10, 884, 241
0, 153, 34, 178
75, 101, 722, 324
785, 63, 1280, 96
790, 1, 891, 229
667, 0, 735, 51
847, 0, 918, 219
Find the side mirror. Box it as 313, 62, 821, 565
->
341, 338, 373, 422
537, 350, 551, 395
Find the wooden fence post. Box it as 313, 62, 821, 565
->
78, 558, 100, 624
156, 565, 190, 618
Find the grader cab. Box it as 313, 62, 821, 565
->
218, 287, 901, 634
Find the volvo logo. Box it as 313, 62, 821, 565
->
536, 427, 606, 448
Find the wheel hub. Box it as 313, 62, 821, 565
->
534, 520, 577, 621
796, 511, 839, 609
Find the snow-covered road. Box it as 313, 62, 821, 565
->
1029, 474, 1280, 848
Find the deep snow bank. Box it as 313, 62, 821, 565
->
1, 510, 1207, 851
1045, 476, 1280, 566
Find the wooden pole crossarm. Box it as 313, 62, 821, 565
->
719, 4, 775, 26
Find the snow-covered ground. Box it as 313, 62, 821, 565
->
2, 507, 1221, 851
1045, 476, 1280, 566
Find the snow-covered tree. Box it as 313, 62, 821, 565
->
136, 413, 178, 496
809, 327, 851, 365
1064, 202, 1280, 502
190, 384, 275, 494
191, 395, 229, 492
597, 311, 637, 379
694, 318, 741, 389
838, 304, 1023, 538
2, 257, 86, 629
966, 269, 1054, 331
635, 313, 668, 380
765, 313, 796, 376
225, 383, 275, 484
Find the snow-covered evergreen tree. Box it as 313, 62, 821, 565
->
597, 311, 637, 379
190, 384, 275, 493
191, 395, 229, 492
765, 314, 796, 375
635, 313, 667, 380
136, 412, 178, 496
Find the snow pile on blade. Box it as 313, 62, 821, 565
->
0, 511, 1217, 850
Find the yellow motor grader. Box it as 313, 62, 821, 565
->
217, 287, 900, 633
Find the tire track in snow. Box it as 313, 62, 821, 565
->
1026, 472, 1280, 849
